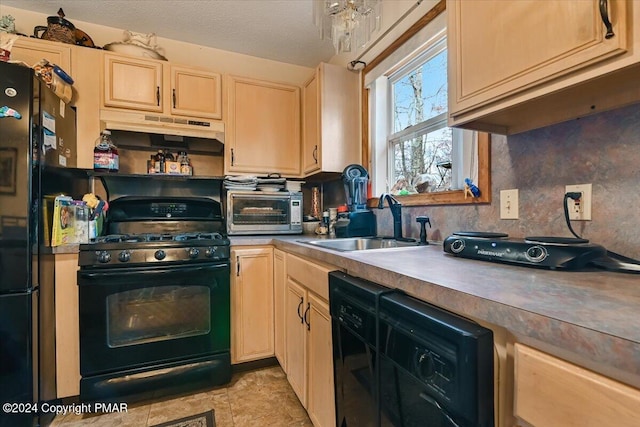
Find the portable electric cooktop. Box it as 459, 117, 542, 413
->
443, 231, 607, 270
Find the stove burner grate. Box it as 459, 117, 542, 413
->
174, 232, 224, 241
94, 232, 226, 244
97, 234, 147, 243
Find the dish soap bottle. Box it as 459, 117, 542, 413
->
93, 130, 118, 172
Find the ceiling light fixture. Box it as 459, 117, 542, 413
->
313, 0, 382, 54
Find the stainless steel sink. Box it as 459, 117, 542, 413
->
301, 237, 419, 252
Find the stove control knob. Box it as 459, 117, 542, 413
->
188, 248, 200, 259
154, 250, 166, 260
526, 245, 548, 263
205, 247, 216, 258
450, 239, 465, 253
97, 251, 111, 264
118, 250, 131, 263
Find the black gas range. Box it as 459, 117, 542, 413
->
77, 176, 232, 402
443, 231, 607, 270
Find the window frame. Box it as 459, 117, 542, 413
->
362, 0, 491, 207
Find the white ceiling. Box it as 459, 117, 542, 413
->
2, 0, 337, 67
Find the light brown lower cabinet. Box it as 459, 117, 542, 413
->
40, 253, 80, 398
284, 253, 337, 427
230, 246, 274, 364
273, 248, 287, 371
285, 278, 307, 405
514, 343, 640, 426
305, 292, 333, 427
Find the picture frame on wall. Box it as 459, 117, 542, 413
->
0, 147, 17, 195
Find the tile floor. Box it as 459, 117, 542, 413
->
50, 366, 313, 426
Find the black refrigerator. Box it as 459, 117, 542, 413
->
0, 61, 79, 427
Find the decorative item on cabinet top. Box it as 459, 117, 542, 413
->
104, 30, 167, 61
32, 8, 95, 48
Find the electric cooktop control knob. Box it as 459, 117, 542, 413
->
118, 250, 131, 263
205, 247, 217, 258
188, 248, 200, 259
450, 239, 465, 253
154, 249, 166, 260
97, 251, 111, 263
526, 245, 548, 263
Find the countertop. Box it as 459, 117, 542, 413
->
230, 235, 640, 390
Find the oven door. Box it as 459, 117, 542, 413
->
78, 262, 230, 376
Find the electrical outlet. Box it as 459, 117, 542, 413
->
565, 184, 592, 220
500, 189, 519, 219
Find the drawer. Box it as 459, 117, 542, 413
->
514, 343, 640, 427
286, 254, 338, 300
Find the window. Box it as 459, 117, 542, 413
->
363, 2, 490, 206
388, 41, 454, 195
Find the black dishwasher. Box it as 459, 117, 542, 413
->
329, 271, 395, 427
330, 271, 494, 427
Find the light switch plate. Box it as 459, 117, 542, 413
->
500, 189, 519, 220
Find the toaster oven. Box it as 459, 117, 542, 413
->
226, 191, 302, 235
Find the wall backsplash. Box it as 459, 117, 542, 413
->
376, 102, 640, 259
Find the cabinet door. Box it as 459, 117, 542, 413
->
274, 249, 287, 372
11, 37, 71, 75
449, 0, 629, 120
226, 75, 301, 176
103, 53, 163, 112
71, 46, 102, 169
302, 71, 320, 174
285, 279, 307, 407
231, 247, 274, 363
53, 254, 80, 398
302, 63, 360, 176
170, 65, 222, 119
306, 293, 335, 427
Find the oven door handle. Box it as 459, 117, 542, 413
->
78, 263, 229, 279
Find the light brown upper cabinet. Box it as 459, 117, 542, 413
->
103, 53, 222, 119
448, 0, 640, 135
169, 65, 222, 119
11, 37, 72, 77
302, 63, 360, 176
226, 75, 301, 176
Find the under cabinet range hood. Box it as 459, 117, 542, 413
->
100, 109, 225, 142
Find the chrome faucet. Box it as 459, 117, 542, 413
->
378, 193, 404, 240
